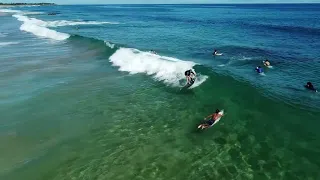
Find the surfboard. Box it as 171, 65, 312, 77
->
182, 78, 195, 89
210, 110, 224, 127
198, 110, 224, 129
215, 53, 223, 56
304, 85, 317, 92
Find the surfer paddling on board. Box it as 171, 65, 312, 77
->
184, 69, 196, 85
198, 109, 224, 129
305, 82, 317, 92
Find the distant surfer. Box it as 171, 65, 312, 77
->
263, 59, 271, 67
305, 82, 317, 92
255, 66, 263, 74
213, 49, 222, 56
213, 49, 218, 55
198, 109, 224, 130
150, 50, 157, 54
184, 69, 196, 85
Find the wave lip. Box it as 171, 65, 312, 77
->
109, 48, 208, 87
13, 14, 70, 41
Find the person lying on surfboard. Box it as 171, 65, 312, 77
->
305, 82, 317, 92
184, 69, 196, 85
198, 109, 223, 129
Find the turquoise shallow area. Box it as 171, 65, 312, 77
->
1, 4, 320, 180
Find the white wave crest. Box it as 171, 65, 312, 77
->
104, 41, 115, 49
12, 13, 118, 27
23, 12, 44, 15
0, 32, 7, 37
0, 9, 22, 13
109, 48, 208, 87
13, 14, 70, 41
0, 42, 20, 46
0, 8, 42, 15
45, 20, 119, 27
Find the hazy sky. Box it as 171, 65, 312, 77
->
2, 0, 320, 4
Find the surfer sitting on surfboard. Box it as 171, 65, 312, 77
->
198, 109, 223, 130
263, 59, 271, 67
213, 49, 223, 56
185, 69, 196, 85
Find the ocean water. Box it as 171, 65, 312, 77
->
0, 4, 320, 180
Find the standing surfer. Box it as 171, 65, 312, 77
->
184, 69, 196, 85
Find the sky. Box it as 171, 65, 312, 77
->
2, 0, 320, 4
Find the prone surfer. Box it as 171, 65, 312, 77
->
198, 109, 223, 130
305, 82, 317, 92
184, 69, 196, 84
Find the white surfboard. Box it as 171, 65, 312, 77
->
211, 110, 224, 127
215, 53, 223, 56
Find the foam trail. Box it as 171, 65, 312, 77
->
13, 14, 70, 41
190, 76, 208, 89
109, 48, 208, 87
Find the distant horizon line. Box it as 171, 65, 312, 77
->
58, 2, 320, 5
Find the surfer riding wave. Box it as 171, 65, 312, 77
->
185, 69, 196, 85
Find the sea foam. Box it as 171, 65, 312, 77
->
13, 14, 70, 41
109, 48, 208, 87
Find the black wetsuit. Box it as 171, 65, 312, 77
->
306, 83, 317, 92
185, 70, 192, 76
185, 70, 195, 84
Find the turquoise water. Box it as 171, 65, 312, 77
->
1, 4, 320, 180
